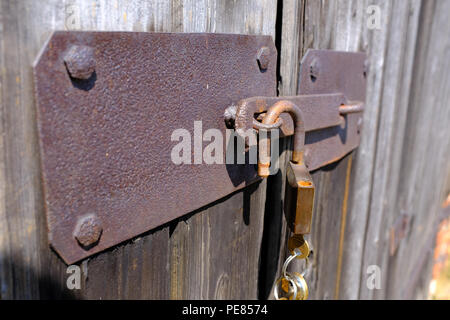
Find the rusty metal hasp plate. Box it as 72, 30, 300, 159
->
34, 31, 277, 263
34, 31, 366, 264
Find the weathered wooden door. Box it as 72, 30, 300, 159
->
0, 0, 448, 299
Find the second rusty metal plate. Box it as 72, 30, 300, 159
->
34, 31, 276, 264
298, 50, 366, 169
235, 49, 366, 171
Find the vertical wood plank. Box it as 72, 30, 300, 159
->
358, 0, 422, 300
276, 0, 448, 301
0, 0, 64, 299
386, 0, 450, 299
170, 182, 267, 299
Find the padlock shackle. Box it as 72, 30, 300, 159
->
262, 100, 306, 164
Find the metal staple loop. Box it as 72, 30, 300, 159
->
252, 117, 283, 130
258, 100, 306, 177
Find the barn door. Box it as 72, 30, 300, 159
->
1, 0, 448, 300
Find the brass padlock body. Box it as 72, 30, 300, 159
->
285, 161, 315, 234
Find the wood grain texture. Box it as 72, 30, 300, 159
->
1, 0, 448, 300
339, 0, 392, 299
169, 182, 266, 299
275, 0, 449, 300
358, 0, 423, 300
385, 0, 450, 299
0, 0, 276, 299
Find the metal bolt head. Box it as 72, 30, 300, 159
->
309, 58, 319, 82
224, 105, 237, 129
363, 59, 369, 78
257, 46, 271, 71
64, 45, 96, 79
74, 214, 103, 248
357, 117, 363, 133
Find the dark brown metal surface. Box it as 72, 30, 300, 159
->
34, 31, 276, 264
298, 50, 366, 170
235, 49, 366, 171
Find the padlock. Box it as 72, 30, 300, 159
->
285, 161, 315, 234
257, 100, 315, 235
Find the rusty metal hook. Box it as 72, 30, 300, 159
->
258, 100, 306, 177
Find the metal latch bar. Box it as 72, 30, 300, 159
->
226, 94, 364, 172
